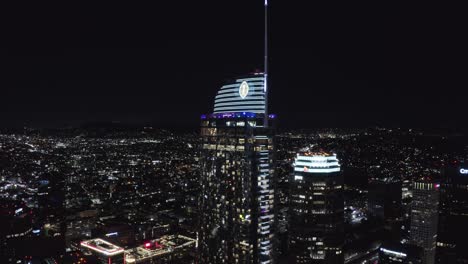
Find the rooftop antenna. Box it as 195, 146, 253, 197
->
263, 0, 269, 127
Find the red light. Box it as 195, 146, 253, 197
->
145, 242, 151, 248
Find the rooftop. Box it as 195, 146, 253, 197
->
125, 235, 196, 263
80, 238, 124, 256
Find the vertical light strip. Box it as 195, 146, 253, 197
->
263, 0, 269, 127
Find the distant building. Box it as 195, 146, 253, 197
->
379, 242, 423, 263
409, 181, 439, 264
368, 177, 402, 220
198, 73, 276, 264
289, 151, 344, 264
368, 177, 402, 239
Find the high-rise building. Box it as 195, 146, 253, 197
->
368, 177, 403, 240
368, 177, 402, 220
409, 181, 439, 264
289, 151, 344, 264
437, 163, 468, 263
198, 73, 276, 264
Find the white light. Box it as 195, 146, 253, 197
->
295, 161, 340, 167
294, 175, 303, 181
80, 239, 124, 256
239, 81, 250, 99
380, 248, 407, 258
294, 167, 340, 173
460, 168, 468, 174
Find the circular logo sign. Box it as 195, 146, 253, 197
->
239, 81, 249, 99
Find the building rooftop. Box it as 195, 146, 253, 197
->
80, 238, 124, 256
213, 73, 266, 114
125, 235, 196, 263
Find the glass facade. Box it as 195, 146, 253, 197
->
213, 74, 266, 114
198, 73, 276, 264
289, 152, 344, 264
409, 181, 439, 264
437, 164, 468, 263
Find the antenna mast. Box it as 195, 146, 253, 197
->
263, 0, 269, 127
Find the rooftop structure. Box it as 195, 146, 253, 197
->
213, 73, 267, 115
290, 151, 344, 263
125, 235, 196, 263
293, 152, 341, 174
80, 238, 124, 256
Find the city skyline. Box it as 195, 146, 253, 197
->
2, 1, 468, 264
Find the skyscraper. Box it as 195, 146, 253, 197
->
198, 73, 276, 264
368, 177, 403, 240
368, 177, 402, 221
437, 163, 468, 263
289, 151, 344, 264
409, 181, 439, 264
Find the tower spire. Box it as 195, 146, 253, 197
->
263, 0, 269, 127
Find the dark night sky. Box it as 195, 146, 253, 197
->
1, 2, 466, 129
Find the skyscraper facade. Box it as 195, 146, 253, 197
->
289, 151, 344, 264
409, 181, 439, 264
437, 163, 468, 263
368, 177, 403, 240
198, 73, 276, 264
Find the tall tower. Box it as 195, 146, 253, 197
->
289, 151, 344, 264
409, 180, 439, 264
199, 73, 276, 264
198, 2, 274, 262
368, 177, 403, 240
437, 163, 468, 263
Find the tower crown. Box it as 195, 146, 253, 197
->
213, 73, 266, 114
294, 152, 341, 173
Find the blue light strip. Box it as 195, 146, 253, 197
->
201, 112, 277, 119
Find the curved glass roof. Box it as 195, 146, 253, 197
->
213, 73, 266, 114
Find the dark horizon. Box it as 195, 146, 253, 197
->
1, 2, 465, 129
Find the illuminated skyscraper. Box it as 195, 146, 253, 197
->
289, 152, 344, 264
437, 163, 468, 263
409, 181, 439, 264
198, 73, 276, 264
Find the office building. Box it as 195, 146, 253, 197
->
437, 163, 468, 263
368, 177, 403, 240
289, 151, 344, 264
198, 73, 276, 264
409, 181, 439, 264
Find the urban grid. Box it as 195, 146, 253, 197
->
1, 1, 466, 264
